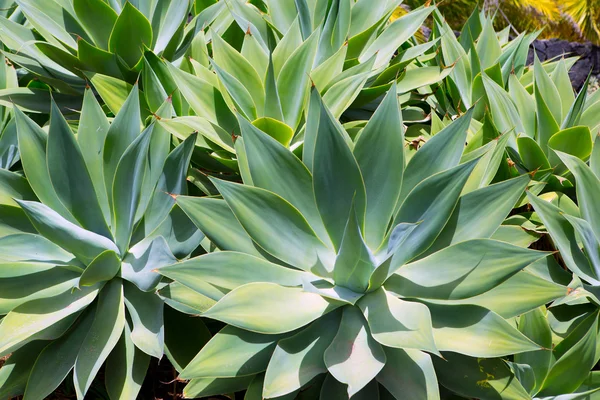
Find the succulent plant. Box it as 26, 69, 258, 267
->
0, 86, 204, 399
158, 86, 558, 399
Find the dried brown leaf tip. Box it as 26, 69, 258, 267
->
407, 136, 426, 150
232, 131, 239, 143
506, 158, 515, 168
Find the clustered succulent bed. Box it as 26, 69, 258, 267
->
0, 1, 600, 399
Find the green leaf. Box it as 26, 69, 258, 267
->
153, 0, 189, 55
534, 55, 562, 124
0, 169, 37, 207
121, 236, 176, 292
203, 283, 342, 334
0, 286, 98, 356
24, 308, 95, 400
74, 279, 126, 399
211, 178, 334, 274
212, 31, 264, 114
163, 306, 212, 372
263, 311, 341, 398
103, 83, 141, 201
476, 18, 501, 69
428, 303, 541, 357
392, 240, 550, 300
518, 136, 551, 171
398, 109, 472, 205
0, 233, 74, 265
353, 84, 404, 250
360, 7, 433, 69
176, 196, 263, 257
184, 376, 254, 399
313, 98, 366, 252
426, 175, 530, 253
73, 0, 118, 50
79, 250, 121, 287
373, 160, 478, 285
181, 325, 284, 379
159, 251, 311, 295
359, 288, 437, 354
515, 307, 552, 395
324, 306, 386, 397
77, 88, 111, 224
16, 200, 119, 265
0, 342, 46, 399
239, 118, 329, 244
527, 192, 598, 284
377, 348, 439, 400
277, 29, 319, 130
108, 2, 152, 68
548, 127, 593, 173
14, 108, 75, 223
47, 101, 111, 239
105, 325, 150, 400
112, 126, 152, 254
509, 75, 536, 138
540, 315, 598, 396
333, 203, 375, 293
482, 74, 524, 137
211, 59, 257, 120
438, 19, 472, 108
123, 282, 164, 358
561, 72, 590, 129
251, 117, 294, 147
89, 73, 132, 115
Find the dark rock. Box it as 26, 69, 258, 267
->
527, 38, 599, 91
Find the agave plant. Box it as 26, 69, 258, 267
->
519, 146, 600, 398
150, 0, 447, 175
0, 53, 19, 171
0, 87, 205, 399
157, 86, 560, 399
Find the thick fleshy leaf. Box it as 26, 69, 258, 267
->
515, 307, 553, 395
103, 83, 141, 201
539, 314, 598, 396
371, 160, 478, 286
211, 59, 257, 120
163, 306, 212, 372
360, 6, 433, 69
393, 240, 550, 300
181, 325, 284, 379
0, 169, 37, 206
428, 303, 542, 357
47, 101, 111, 238
123, 282, 164, 358
528, 193, 598, 284
277, 29, 319, 130
203, 283, 342, 334
184, 376, 254, 399
105, 325, 150, 400
555, 151, 600, 242
108, 2, 152, 68
112, 126, 152, 254
426, 175, 529, 253
0, 342, 46, 399
159, 251, 310, 294
438, 19, 471, 108
16, 200, 119, 265
0, 286, 98, 356
377, 348, 439, 400
359, 288, 437, 354
88, 73, 132, 114
239, 118, 329, 244
74, 279, 126, 399
14, 108, 75, 223
263, 311, 341, 398
77, 88, 111, 224
176, 196, 263, 257
434, 352, 531, 400
121, 236, 176, 292
333, 204, 375, 293
353, 83, 404, 250
79, 250, 121, 287
211, 179, 334, 274
548, 127, 593, 173
313, 97, 366, 251
73, 0, 118, 50
482, 74, 524, 137
324, 306, 386, 397
23, 308, 95, 400
534, 55, 562, 124
0, 233, 74, 265
398, 109, 472, 205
